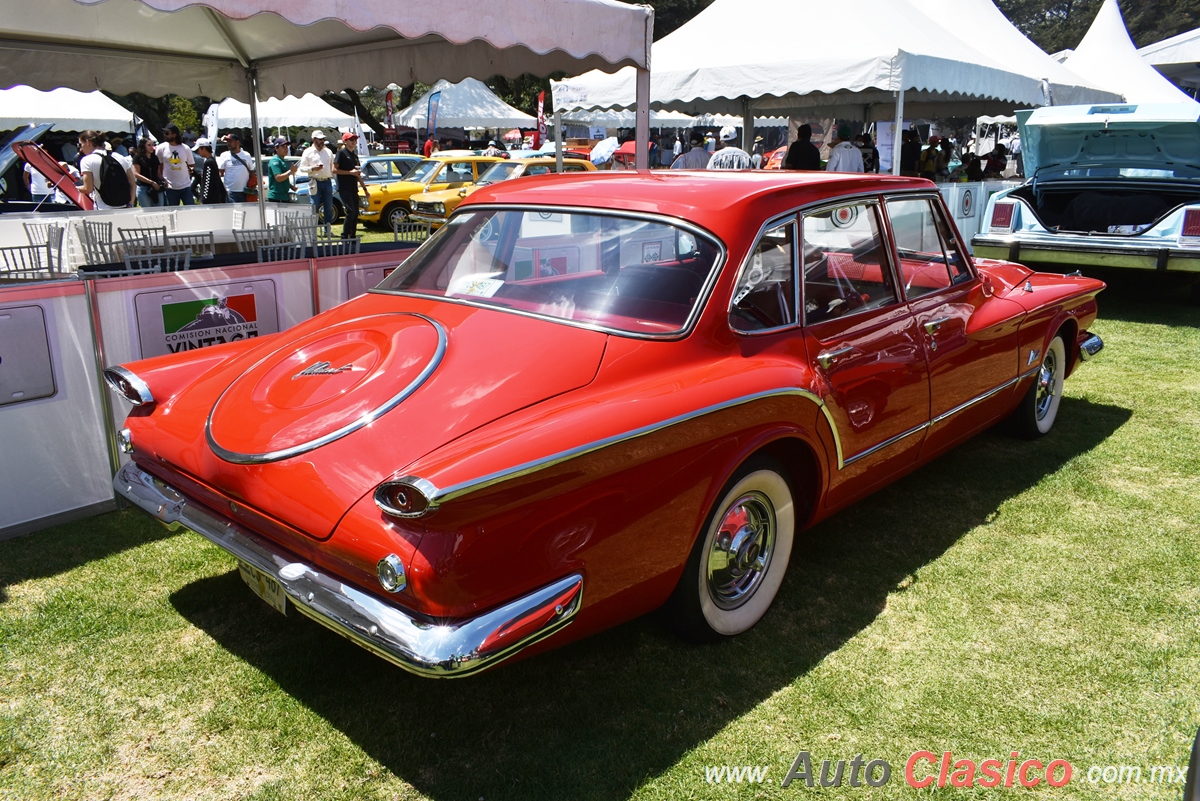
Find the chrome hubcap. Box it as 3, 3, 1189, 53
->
706, 491, 776, 610
1035, 349, 1058, 421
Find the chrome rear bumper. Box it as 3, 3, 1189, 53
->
113, 462, 583, 678
1079, 333, 1104, 361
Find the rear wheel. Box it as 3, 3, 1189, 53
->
663, 458, 795, 640
1014, 334, 1065, 437
317, 199, 344, 225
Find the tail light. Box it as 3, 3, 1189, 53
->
1181, 208, 1200, 241
103, 366, 154, 406
989, 202, 1016, 232
375, 478, 437, 518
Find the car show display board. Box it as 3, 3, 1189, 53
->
0, 281, 116, 538
314, 247, 421, 312
0, 247, 418, 537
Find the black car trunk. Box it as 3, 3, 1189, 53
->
1009, 182, 1200, 234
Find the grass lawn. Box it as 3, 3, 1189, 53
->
1, 270, 1198, 800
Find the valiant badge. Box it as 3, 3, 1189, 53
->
293, 361, 355, 379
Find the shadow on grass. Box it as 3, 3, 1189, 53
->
0, 509, 176, 605
170, 397, 1131, 801
1081, 268, 1200, 329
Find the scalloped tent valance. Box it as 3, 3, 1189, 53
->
0, 0, 653, 101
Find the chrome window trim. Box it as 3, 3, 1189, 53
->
726, 214, 801, 336
882, 193, 979, 304
407, 388, 844, 508
104, 365, 154, 406
799, 197, 905, 327
370, 204, 727, 342
205, 313, 448, 465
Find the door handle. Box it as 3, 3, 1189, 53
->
817, 346, 855, 370
923, 317, 951, 335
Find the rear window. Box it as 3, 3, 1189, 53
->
375, 210, 721, 336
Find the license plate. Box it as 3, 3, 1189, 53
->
238, 561, 287, 615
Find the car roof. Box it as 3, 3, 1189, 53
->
462, 171, 935, 245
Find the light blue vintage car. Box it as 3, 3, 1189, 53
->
973, 103, 1200, 295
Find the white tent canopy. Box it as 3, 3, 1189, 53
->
907, 0, 1120, 106
0, 85, 137, 132
1065, 0, 1198, 105
393, 78, 535, 130
0, 0, 653, 103
212, 93, 354, 130
563, 109, 696, 127
1140, 27, 1200, 92
693, 114, 788, 129
554, 0, 1070, 122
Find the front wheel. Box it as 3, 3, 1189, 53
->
1014, 334, 1066, 437
663, 459, 795, 640
386, 203, 411, 231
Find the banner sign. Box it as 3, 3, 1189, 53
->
535, 91, 547, 149
134, 279, 280, 358
427, 91, 442, 140
384, 90, 394, 128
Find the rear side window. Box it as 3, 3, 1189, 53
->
801, 203, 898, 325
886, 197, 972, 299
729, 220, 797, 332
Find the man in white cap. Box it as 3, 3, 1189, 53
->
299, 129, 335, 234
706, 126, 752, 170
192, 137, 226, 204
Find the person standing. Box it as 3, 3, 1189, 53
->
825, 125, 865, 173
217, 133, 256, 203
23, 160, 52, 203
78, 129, 136, 210
899, 130, 921, 177
334, 132, 369, 239
707, 126, 753, 170
299, 130, 335, 234
671, 135, 682, 166
423, 136, 435, 157
671, 138, 712, 170
192, 138, 226, 204
266, 136, 298, 204
131, 137, 164, 208
156, 123, 194, 205
783, 124, 821, 170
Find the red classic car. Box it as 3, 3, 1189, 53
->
106, 172, 1105, 677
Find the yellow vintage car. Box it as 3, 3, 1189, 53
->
409, 157, 597, 228
359, 154, 503, 230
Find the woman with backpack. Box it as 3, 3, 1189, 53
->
77, 130, 136, 210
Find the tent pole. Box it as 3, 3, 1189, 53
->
248, 69, 266, 226
741, 96, 752, 155
635, 67, 649, 170
892, 88, 905, 176
554, 111, 563, 172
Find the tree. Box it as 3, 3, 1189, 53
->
996, 0, 1200, 53
169, 96, 202, 136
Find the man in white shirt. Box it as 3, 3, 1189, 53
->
299, 130, 335, 234
707, 126, 753, 170
825, 125, 865, 173
672, 136, 683, 165
78, 130, 136, 210
24, 161, 52, 202
216, 133, 257, 203
155, 123, 195, 205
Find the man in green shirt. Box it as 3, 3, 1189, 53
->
266, 136, 297, 203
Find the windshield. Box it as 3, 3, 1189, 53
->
402, 160, 440, 183
375, 209, 721, 335
477, 162, 521, 185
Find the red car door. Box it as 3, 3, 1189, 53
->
884, 195, 1023, 461
798, 200, 931, 510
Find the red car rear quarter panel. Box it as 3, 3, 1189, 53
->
126, 293, 607, 541
391, 337, 829, 619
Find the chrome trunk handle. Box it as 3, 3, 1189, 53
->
817, 346, 855, 370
